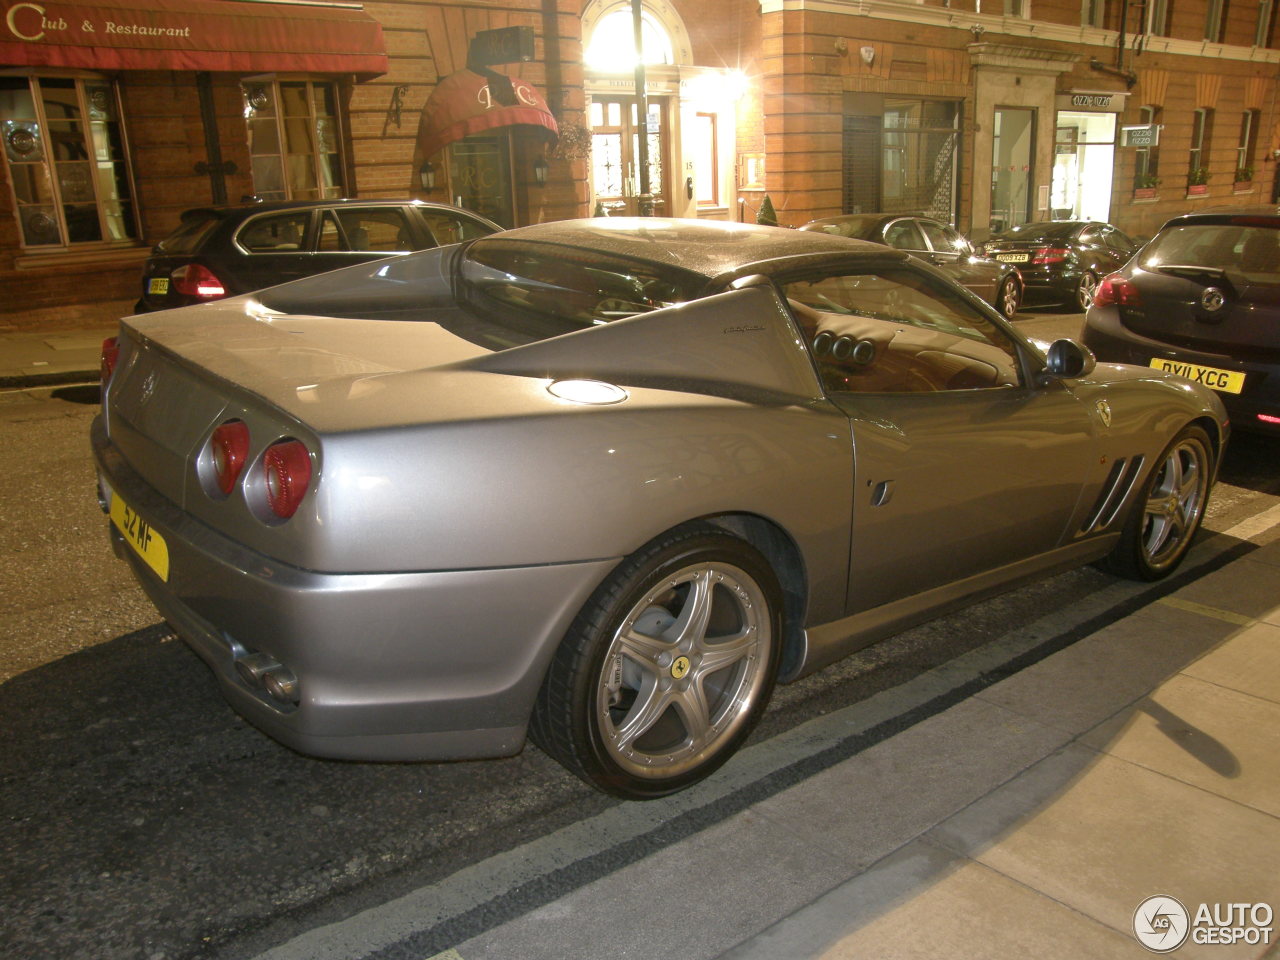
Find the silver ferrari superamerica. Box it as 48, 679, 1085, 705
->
93, 218, 1228, 798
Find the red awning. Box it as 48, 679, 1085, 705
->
0, 0, 387, 77
416, 69, 558, 159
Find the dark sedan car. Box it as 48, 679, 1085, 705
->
983, 220, 1137, 311
1083, 208, 1280, 436
136, 198, 500, 312
800, 214, 1023, 318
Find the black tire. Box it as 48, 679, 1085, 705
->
530, 525, 783, 799
1097, 425, 1213, 581
996, 276, 1021, 319
1076, 270, 1099, 311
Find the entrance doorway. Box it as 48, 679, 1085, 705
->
589, 96, 668, 215
1052, 112, 1116, 222
990, 108, 1035, 233
448, 134, 513, 228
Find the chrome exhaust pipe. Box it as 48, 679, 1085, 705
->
262, 667, 300, 705
234, 652, 280, 688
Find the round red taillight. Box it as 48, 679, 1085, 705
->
172, 263, 227, 299
210, 420, 250, 495
100, 337, 120, 390
261, 440, 312, 519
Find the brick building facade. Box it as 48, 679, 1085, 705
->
1, 0, 1277, 331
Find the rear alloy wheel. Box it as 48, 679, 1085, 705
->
531, 526, 782, 799
1076, 270, 1099, 311
996, 276, 1021, 319
1098, 425, 1213, 581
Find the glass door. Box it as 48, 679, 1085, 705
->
448, 134, 513, 228
990, 108, 1034, 233
1051, 112, 1116, 222
589, 96, 667, 215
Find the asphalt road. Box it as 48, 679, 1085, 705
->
1, 330, 1277, 960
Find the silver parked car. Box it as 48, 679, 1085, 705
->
93, 219, 1228, 799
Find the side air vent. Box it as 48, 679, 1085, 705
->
1079, 455, 1146, 535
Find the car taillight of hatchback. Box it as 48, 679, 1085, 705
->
171, 263, 227, 300
1091, 274, 1142, 308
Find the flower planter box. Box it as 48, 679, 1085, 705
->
1186, 184, 1209, 197
1133, 188, 1157, 200
1234, 180, 1254, 194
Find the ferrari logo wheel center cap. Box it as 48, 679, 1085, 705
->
671, 656, 691, 679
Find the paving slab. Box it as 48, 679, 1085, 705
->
929, 746, 1280, 959
1081, 673, 1280, 817
972, 612, 1223, 737
717, 837, 1138, 960
748, 695, 1072, 867
1182, 618, 1280, 706
455, 805, 852, 960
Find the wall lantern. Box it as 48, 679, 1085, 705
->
533, 155, 549, 186
419, 160, 436, 191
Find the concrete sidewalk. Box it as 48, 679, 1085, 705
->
447, 538, 1280, 960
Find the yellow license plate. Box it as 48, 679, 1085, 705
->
147, 277, 169, 295
110, 493, 170, 581
996, 253, 1029, 263
1149, 358, 1245, 395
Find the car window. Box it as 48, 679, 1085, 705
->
238, 213, 310, 253
1141, 224, 1280, 275
883, 220, 927, 252
421, 211, 494, 246
920, 221, 969, 255
1077, 226, 1100, 245
781, 267, 1022, 394
460, 238, 705, 337
321, 208, 413, 252
155, 212, 221, 255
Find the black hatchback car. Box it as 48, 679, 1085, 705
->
136, 199, 501, 312
1082, 208, 1280, 436
983, 220, 1137, 311
800, 214, 1023, 318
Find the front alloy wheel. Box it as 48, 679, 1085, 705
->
531, 526, 782, 798
1098, 425, 1213, 581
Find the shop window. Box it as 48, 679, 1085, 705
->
242, 80, 344, 201
1189, 108, 1213, 184
0, 75, 138, 249
1236, 110, 1259, 180
844, 99, 958, 222
1134, 105, 1161, 188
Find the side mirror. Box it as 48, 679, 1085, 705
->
1041, 338, 1096, 381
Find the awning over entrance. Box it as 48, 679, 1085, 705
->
416, 68, 558, 159
0, 0, 387, 77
